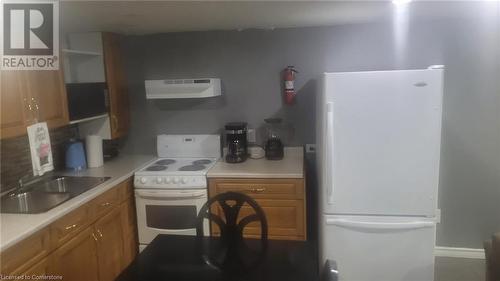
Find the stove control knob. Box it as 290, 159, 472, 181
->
173, 177, 180, 184
181, 178, 188, 184
156, 177, 163, 184
165, 177, 172, 184
140, 177, 147, 184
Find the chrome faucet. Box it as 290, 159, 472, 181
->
18, 174, 36, 189
9, 174, 39, 196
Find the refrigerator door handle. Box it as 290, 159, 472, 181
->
326, 218, 435, 230
322, 259, 339, 281
326, 102, 335, 204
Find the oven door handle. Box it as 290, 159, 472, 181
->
135, 189, 207, 200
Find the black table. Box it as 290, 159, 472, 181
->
117, 235, 319, 281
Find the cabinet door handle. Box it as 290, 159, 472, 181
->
111, 115, 118, 132
250, 187, 266, 193
64, 224, 78, 230
91, 232, 98, 242
97, 229, 103, 238
100, 202, 111, 207
31, 97, 40, 123
25, 97, 37, 124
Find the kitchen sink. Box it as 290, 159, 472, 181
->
32, 176, 109, 196
1, 176, 110, 214
1, 191, 71, 214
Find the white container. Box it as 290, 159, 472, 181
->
85, 135, 103, 168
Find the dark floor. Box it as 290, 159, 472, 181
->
435, 257, 485, 281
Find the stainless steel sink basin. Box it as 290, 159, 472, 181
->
32, 176, 109, 196
1, 191, 71, 214
1, 176, 110, 214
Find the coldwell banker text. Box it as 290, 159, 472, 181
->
1, 0, 59, 70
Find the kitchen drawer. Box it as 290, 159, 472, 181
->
117, 177, 134, 203
211, 199, 306, 241
0, 228, 51, 275
50, 204, 92, 248
209, 178, 304, 199
12, 256, 53, 277
89, 187, 120, 219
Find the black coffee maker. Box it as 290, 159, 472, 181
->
225, 122, 248, 163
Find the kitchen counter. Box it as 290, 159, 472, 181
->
207, 147, 304, 178
0, 154, 155, 252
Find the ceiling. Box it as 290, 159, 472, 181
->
60, 1, 498, 35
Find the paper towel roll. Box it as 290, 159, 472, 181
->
85, 135, 103, 168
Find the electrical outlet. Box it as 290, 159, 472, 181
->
305, 144, 316, 153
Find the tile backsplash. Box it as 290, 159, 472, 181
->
0, 125, 78, 191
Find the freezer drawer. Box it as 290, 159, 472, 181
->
320, 215, 436, 281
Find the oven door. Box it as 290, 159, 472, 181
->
135, 189, 209, 245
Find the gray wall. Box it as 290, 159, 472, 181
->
122, 9, 500, 248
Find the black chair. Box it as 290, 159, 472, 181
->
196, 191, 268, 241
196, 191, 268, 272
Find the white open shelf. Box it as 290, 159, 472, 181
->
69, 113, 108, 125
62, 48, 102, 56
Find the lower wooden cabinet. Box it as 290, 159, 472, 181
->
0, 228, 51, 274
20, 257, 53, 277
95, 208, 125, 281
208, 178, 306, 241
121, 197, 138, 267
0, 178, 138, 280
52, 227, 100, 281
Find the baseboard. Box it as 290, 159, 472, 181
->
434, 246, 485, 259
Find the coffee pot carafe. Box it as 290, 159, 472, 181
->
225, 122, 248, 163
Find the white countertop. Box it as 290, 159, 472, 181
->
0, 154, 155, 252
207, 147, 304, 178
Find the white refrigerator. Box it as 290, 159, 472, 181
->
317, 68, 443, 281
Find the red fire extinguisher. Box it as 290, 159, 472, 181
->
283, 66, 298, 105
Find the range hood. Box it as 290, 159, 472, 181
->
145, 78, 221, 99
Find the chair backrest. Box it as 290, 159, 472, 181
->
196, 191, 268, 242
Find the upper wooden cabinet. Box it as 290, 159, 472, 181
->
0, 67, 69, 139
102, 32, 130, 139
25, 69, 69, 130
0, 71, 31, 138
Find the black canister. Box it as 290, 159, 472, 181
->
225, 122, 248, 163
264, 118, 284, 160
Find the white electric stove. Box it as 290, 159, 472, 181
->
134, 134, 221, 250
134, 157, 218, 189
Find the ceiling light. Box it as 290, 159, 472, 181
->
392, 0, 412, 6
